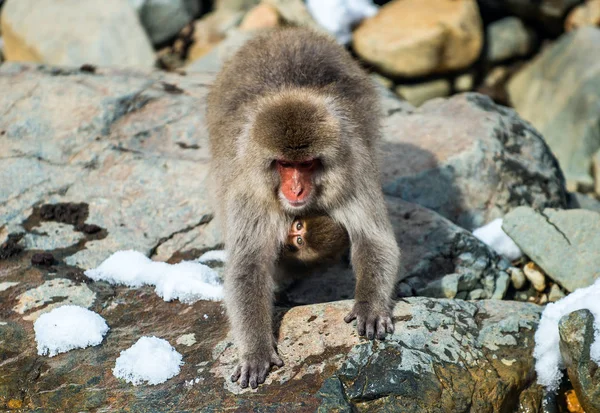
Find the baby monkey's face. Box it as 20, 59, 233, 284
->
283, 216, 349, 265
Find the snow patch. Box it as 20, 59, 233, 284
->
34, 305, 109, 357
0, 282, 19, 292
85, 250, 223, 303
113, 336, 183, 385
534, 278, 600, 391
472, 218, 522, 261
196, 249, 227, 263
306, 0, 378, 44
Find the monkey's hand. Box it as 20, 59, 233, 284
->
344, 301, 394, 340
231, 349, 284, 389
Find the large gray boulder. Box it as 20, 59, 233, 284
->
503, 206, 600, 292
129, 0, 202, 45
381, 93, 568, 230
0, 0, 155, 67
508, 27, 600, 190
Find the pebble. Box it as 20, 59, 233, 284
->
538, 294, 548, 305
548, 283, 566, 302
523, 262, 546, 292
509, 267, 526, 290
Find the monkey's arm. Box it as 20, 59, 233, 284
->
333, 192, 400, 339
223, 199, 284, 388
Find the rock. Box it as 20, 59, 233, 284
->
1, 0, 155, 67
478, 0, 582, 34
0, 63, 217, 268
0, 267, 544, 412
215, 0, 260, 12
568, 192, 600, 213
559, 310, 600, 413
394, 79, 451, 107
187, 29, 254, 72
131, 0, 201, 45
548, 283, 565, 302
186, 10, 244, 63
263, 0, 322, 31
381, 93, 568, 230
565, 0, 600, 31
523, 262, 546, 292
352, 0, 483, 77
239, 3, 281, 31
486, 17, 535, 63
508, 27, 600, 188
510, 267, 526, 290
503, 207, 600, 292
454, 72, 474, 92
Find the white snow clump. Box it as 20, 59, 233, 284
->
85, 250, 223, 303
196, 249, 227, 263
472, 218, 522, 261
534, 278, 600, 391
34, 305, 109, 357
113, 336, 183, 385
306, 0, 378, 44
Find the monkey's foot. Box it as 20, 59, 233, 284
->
231, 351, 284, 389
344, 302, 394, 340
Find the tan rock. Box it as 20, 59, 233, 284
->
523, 262, 546, 292
263, 0, 322, 31
353, 0, 483, 77
395, 79, 451, 107
565, 0, 600, 31
510, 267, 526, 290
187, 10, 243, 63
1, 0, 155, 67
240, 3, 281, 31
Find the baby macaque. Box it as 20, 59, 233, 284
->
283, 216, 349, 266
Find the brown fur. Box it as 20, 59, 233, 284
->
206, 27, 400, 389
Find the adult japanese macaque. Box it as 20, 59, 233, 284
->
206, 27, 400, 389
283, 216, 349, 266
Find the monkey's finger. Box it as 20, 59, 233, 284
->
356, 316, 366, 336
271, 354, 284, 367
385, 317, 395, 334
366, 318, 376, 340
231, 365, 242, 382
376, 317, 387, 340
344, 312, 357, 323
249, 369, 258, 389
239, 365, 250, 388
258, 363, 270, 384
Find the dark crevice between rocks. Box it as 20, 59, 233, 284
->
167, 244, 225, 265
0, 233, 25, 260
148, 214, 214, 259
23, 202, 103, 236
100, 88, 157, 136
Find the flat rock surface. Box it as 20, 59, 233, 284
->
503, 206, 600, 292
0, 253, 543, 413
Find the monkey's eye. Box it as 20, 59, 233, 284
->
296, 221, 303, 231
278, 160, 292, 168
298, 160, 316, 168
296, 236, 304, 246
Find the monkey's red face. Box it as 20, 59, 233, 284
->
276, 159, 319, 209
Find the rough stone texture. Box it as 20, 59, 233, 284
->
353, 0, 483, 77
381, 93, 568, 230
0, 253, 544, 413
394, 79, 451, 107
130, 0, 201, 45
503, 207, 600, 292
568, 192, 600, 213
0, 0, 155, 67
595, 149, 600, 196
565, 0, 600, 31
239, 3, 281, 31
559, 310, 600, 413
508, 27, 600, 188
486, 17, 535, 63
0, 64, 217, 268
